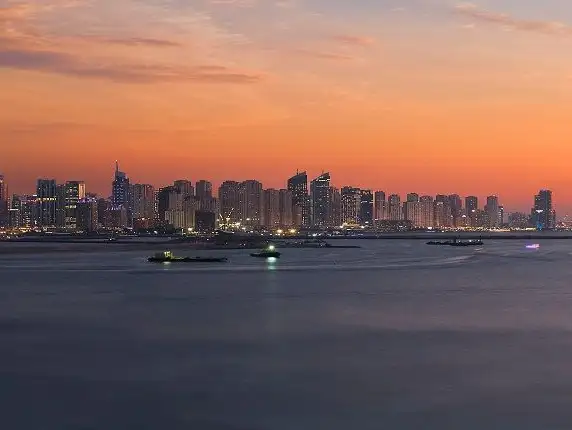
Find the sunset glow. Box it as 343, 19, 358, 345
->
2, 0, 572, 211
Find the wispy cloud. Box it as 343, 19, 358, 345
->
0, 0, 265, 84
454, 3, 572, 37
332, 35, 375, 46
0, 48, 265, 83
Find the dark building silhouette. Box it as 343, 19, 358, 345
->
195, 210, 216, 232
77, 199, 98, 232
37, 179, 57, 227
359, 189, 373, 225
0, 174, 7, 227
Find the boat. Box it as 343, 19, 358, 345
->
427, 238, 483, 247
148, 251, 228, 263
250, 245, 281, 258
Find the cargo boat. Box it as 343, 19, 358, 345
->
148, 251, 228, 263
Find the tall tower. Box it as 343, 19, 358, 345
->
239, 180, 263, 227
0, 174, 7, 227
310, 172, 331, 227
532, 190, 554, 230
287, 171, 309, 227
485, 195, 500, 228
374, 191, 386, 221
64, 181, 86, 229
218, 181, 241, 225
359, 189, 374, 225
341, 186, 360, 225
37, 179, 57, 227
112, 161, 130, 209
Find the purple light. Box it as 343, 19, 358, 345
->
526, 244, 540, 249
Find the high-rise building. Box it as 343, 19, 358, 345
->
112, 161, 130, 209
263, 188, 281, 229
359, 190, 374, 225
498, 205, 505, 227
157, 186, 175, 224
0, 174, 7, 227
341, 186, 361, 225
173, 180, 194, 197
239, 180, 263, 227
403, 200, 421, 227
131, 184, 156, 222
219, 181, 241, 225
288, 171, 309, 227
164, 188, 196, 230
97, 198, 113, 229
407, 193, 419, 203
310, 173, 331, 227
195, 180, 212, 200
388, 194, 402, 221
37, 179, 57, 227
485, 195, 500, 228
76, 198, 98, 232
435, 195, 452, 227
419, 195, 434, 228
279, 189, 293, 227
374, 191, 386, 221
449, 194, 463, 226
465, 196, 478, 214
532, 190, 555, 230
330, 187, 341, 227
64, 181, 86, 229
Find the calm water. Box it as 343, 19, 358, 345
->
2, 240, 572, 429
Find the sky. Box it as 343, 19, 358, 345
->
2, 0, 572, 212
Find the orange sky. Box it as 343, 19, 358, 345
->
2, 0, 572, 212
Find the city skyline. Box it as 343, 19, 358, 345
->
0, 164, 560, 215
2, 1, 572, 211
0, 164, 558, 232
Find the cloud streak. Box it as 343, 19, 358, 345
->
0, 49, 265, 84
454, 3, 572, 37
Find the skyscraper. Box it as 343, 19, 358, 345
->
532, 190, 555, 230
64, 181, 86, 229
173, 180, 194, 197
330, 187, 341, 227
341, 186, 361, 225
435, 195, 452, 227
131, 184, 156, 222
388, 194, 402, 221
219, 181, 241, 224
37, 179, 57, 227
465, 196, 478, 214
112, 162, 130, 209
239, 180, 263, 227
407, 193, 419, 203
485, 195, 500, 228
76, 198, 98, 232
0, 174, 7, 227
359, 190, 374, 225
195, 180, 212, 200
419, 195, 434, 228
310, 172, 331, 227
287, 171, 309, 227
374, 191, 386, 221
449, 194, 463, 227
279, 189, 293, 227
263, 188, 281, 228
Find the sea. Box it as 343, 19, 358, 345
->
2, 239, 572, 429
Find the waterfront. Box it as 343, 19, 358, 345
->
2, 240, 572, 429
